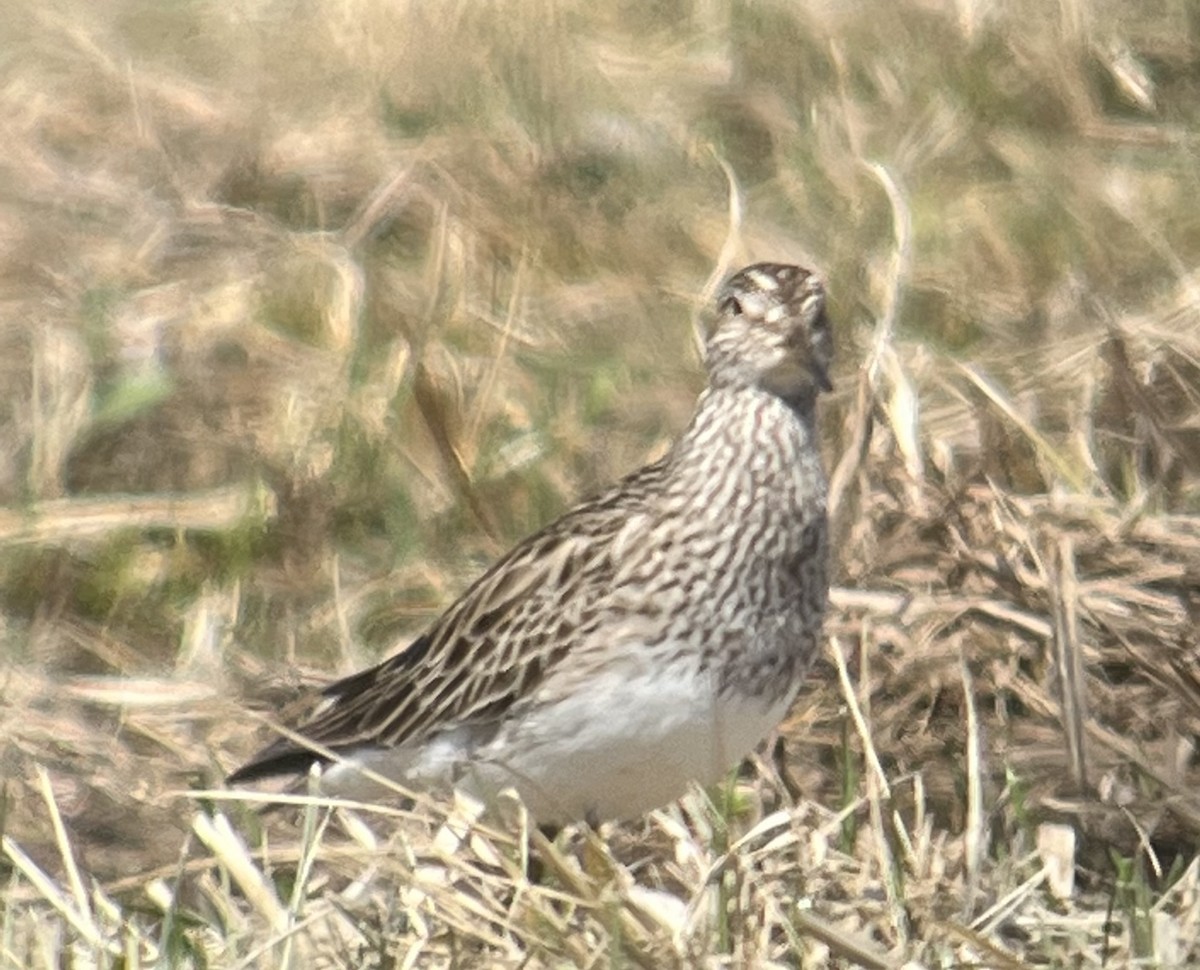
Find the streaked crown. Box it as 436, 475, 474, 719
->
705, 263, 832, 404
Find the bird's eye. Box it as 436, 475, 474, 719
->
721, 295, 743, 316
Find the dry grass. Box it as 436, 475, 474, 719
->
4, 0, 1200, 966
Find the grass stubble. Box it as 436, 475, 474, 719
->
3, 0, 1200, 965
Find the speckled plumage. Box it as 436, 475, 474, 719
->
229, 263, 833, 823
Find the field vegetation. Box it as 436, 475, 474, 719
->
4, 0, 1200, 965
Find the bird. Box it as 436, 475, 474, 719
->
228, 262, 833, 825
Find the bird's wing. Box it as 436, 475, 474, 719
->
229, 461, 666, 784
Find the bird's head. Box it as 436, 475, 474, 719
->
704, 263, 832, 406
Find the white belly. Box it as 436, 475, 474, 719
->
321, 664, 794, 823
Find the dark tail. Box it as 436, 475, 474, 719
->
226, 739, 328, 786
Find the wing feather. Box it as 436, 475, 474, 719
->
228, 458, 670, 784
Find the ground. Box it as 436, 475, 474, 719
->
3, 0, 1200, 966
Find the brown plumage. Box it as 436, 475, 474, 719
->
229, 262, 833, 823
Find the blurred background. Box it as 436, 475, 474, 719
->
4, 0, 1200, 965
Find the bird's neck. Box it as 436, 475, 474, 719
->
666, 385, 825, 515
676, 385, 818, 457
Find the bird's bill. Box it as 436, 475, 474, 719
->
813, 358, 833, 393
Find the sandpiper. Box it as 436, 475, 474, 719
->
229, 263, 833, 824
